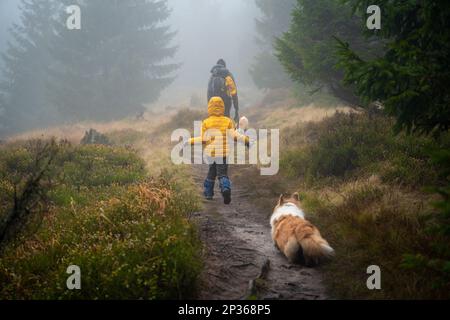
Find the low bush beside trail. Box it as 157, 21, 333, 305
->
0, 139, 202, 299
279, 111, 450, 299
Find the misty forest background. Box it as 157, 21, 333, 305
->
0, 0, 449, 299
0, 0, 264, 134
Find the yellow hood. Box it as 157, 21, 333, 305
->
208, 97, 225, 117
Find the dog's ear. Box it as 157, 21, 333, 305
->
292, 192, 301, 202
278, 194, 285, 205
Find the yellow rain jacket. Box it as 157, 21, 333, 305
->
225, 75, 238, 98
189, 97, 248, 158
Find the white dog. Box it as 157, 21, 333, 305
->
271, 193, 334, 266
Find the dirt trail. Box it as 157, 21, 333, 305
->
192, 164, 328, 300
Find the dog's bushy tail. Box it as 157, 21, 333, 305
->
295, 222, 334, 266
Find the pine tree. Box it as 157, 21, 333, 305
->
336, 0, 450, 135
275, 0, 382, 106
0, 0, 57, 136
250, 0, 294, 90
49, 0, 178, 122
336, 0, 450, 292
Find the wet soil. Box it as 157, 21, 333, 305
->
192, 164, 328, 300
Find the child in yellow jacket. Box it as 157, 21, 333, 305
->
190, 97, 249, 204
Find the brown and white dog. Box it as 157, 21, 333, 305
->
270, 193, 334, 266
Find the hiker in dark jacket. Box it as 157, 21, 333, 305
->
207, 59, 239, 124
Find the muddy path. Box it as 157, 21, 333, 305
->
191, 164, 328, 300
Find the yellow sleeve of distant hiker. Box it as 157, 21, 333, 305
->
225, 76, 237, 97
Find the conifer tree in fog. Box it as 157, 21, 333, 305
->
0, 0, 56, 136
337, 0, 450, 135
276, 0, 382, 106
249, 0, 295, 90
50, 0, 178, 122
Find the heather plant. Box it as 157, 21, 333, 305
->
0, 140, 202, 299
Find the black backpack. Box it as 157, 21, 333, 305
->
208, 70, 227, 101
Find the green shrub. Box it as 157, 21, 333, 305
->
401, 149, 450, 293
53, 143, 147, 188
280, 111, 450, 299
281, 112, 448, 188
305, 183, 447, 299
0, 140, 60, 246
0, 140, 202, 299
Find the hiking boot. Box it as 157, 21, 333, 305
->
222, 189, 231, 205
219, 177, 232, 205
203, 179, 215, 200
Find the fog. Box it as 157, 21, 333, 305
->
168, 0, 259, 85
0, 0, 20, 71
0, 0, 268, 136
161, 0, 261, 106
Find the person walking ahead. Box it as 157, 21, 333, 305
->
207, 59, 239, 124
189, 97, 249, 205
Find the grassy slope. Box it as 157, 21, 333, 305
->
2, 95, 448, 300
0, 111, 204, 299
249, 93, 450, 299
